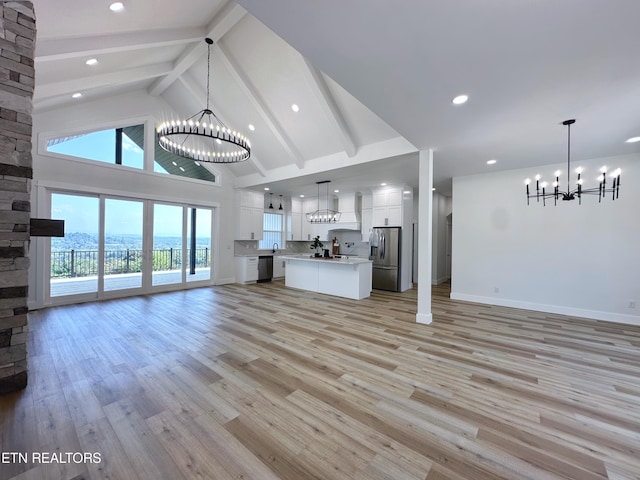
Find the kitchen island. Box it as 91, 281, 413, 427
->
280, 255, 372, 300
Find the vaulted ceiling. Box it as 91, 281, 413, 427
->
31, 0, 640, 197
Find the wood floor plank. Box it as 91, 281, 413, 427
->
2, 280, 639, 479
76, 417, 141, 480
102, 399, 185, 480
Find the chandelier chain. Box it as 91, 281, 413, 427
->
206, 40, 211, 112
155, 37, 250, 163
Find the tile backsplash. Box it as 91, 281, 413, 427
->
234, 230, 370, 257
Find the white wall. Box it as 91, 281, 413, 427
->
431, 192, 451, 284
29, 90, 238, 308
412, 191, 452, 285
451, 153, 640, 325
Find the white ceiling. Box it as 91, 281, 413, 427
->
31, 0, 640, 197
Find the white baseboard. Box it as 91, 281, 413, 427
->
450, 292, 640, 326
216, 277, 235, 285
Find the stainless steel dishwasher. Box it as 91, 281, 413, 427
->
257, 255, 273, 282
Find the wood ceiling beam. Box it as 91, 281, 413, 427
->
34, 63, 174, 100
177, 74, 267, 177
215, 43, 305, 169
301, 58, 357, 158
148, 1, 247, 97
35, 28, 204, 62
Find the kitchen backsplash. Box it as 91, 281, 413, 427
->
330, 230, 370, 257
234, 230, 369, 257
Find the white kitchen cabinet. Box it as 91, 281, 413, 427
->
291, 197, 303, 213
300, 197, 316, 241
361, 209, 372, 241
235, 190, 264, 240
372, 187, 403, 227
284, 256, 372, 300
313, 223, 331, 242
301, 219, 314, 242
273, 257, 286, 278
373, 204, 402, 226
235, 256, 258, 283
290, 212, 302, 240
360, 193, 373, 241
289, 197, 303, 240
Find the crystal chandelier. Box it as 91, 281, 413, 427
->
306, 180, 341, 223
525, 119, 621, 206
156, 38, 251, 163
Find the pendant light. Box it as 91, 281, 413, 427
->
268, 193, 274, 209
278, 195, 283, 210
525, 119, 621, 206
156, 38, 250, 163
305, 180, 341, 223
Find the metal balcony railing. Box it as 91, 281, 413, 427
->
50, 248, 210, 278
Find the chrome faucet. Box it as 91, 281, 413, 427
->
272, 242, 279, 253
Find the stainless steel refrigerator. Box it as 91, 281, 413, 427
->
369, 226, 401, 291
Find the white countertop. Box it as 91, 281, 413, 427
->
279, 254, 371, 265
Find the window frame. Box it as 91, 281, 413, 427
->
259, 212, 285, 250
37, 116, 223, 187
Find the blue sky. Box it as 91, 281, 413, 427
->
49, 128, 211, 238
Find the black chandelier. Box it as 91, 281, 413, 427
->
525, 119, 621, 206
156, 38, 251, 163
306, 180, 341, 223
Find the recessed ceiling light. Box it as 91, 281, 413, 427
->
85, 58, 98, 66
264, 187, 270, 191
380, 182, 387, 186
109, 2, 124, 12
71, 92, 82, 99
299, 194, 305, 198
625, 136, 640, 143
291, 104, 299, 113
248, 124, 255, 131
452, 94, 468, 105
487, 159, 497, 165
334, 189, 339, 193
403, 190, 411, 194
432, 187, 436, 191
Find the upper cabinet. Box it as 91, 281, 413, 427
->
361, 192, 373, 241
235, 190, 264, 240
300, 197, 316, 241
370, 185, 413, 230
372, 187, 404, 227
290, 197, 303, 241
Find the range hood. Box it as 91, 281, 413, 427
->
331, 193, 361, 231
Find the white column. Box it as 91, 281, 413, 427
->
416, 149, 433, 324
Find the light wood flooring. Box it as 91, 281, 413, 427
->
2, 281, 640, 479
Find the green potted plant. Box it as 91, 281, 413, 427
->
310, 235, 324, 257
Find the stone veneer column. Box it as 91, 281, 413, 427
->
0, 2, 35, 394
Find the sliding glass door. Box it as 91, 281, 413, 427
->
152, 203, 184, 287
50, 193, 99, 297
187, 207, 212, 283
103, 198, 144, 291
49, 192, 214, 302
